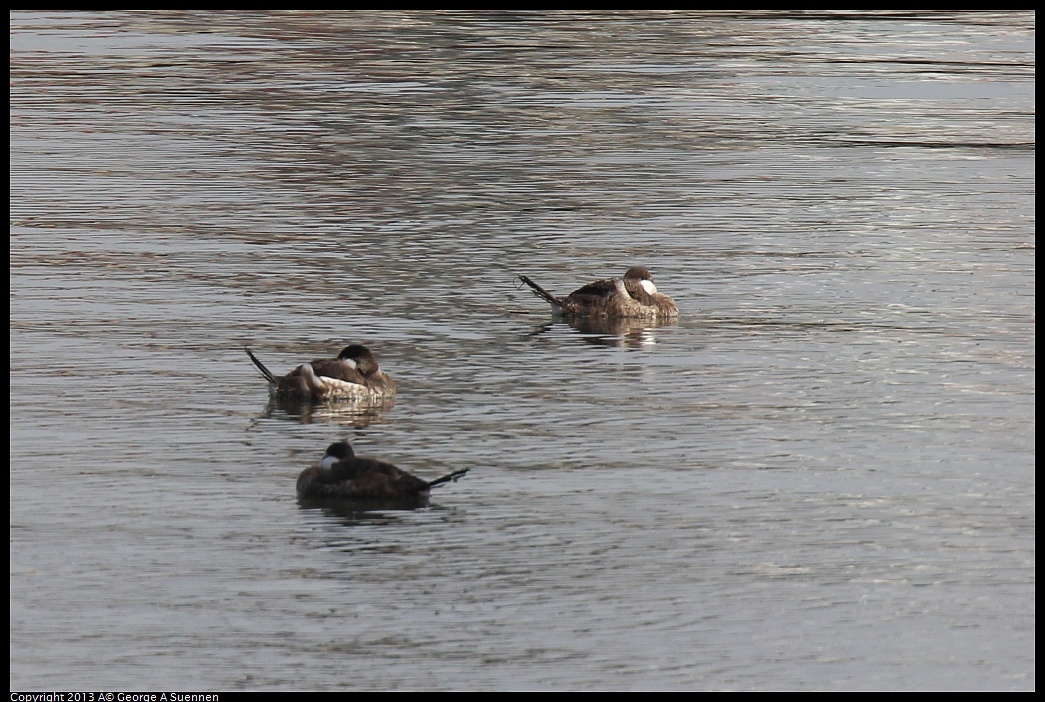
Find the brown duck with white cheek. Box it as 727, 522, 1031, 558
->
245, 344, 396, 401
519, 266, 679, 320
297, 441, 469, 505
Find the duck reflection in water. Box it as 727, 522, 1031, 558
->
572, 314, 677, 348
256, 394, 396, 428
297, 441, 469, 511
527, 314, 677, 348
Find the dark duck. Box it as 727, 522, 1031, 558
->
297, 441, 469, 507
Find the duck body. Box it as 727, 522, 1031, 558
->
519, 266, 678, 320
246, 344, 396, 401
297, 441, 468, 508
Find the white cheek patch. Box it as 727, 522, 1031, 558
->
321, 455, 339, 470
640, 279, 658, 295
341, 357, 358, 370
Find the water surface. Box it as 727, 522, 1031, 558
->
10, 11, 1035, 691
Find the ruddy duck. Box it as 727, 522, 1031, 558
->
519, 266, 679, 320
245, 344, 396, 401
297, 441, 469, 505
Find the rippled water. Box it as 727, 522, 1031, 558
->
10, 11, 1034, 691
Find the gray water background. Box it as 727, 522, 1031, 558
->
9, 11, 1035, 691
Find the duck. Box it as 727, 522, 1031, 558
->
518, 265, 679, 320
245, 344, 396, 401
297, 441, 469, 506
